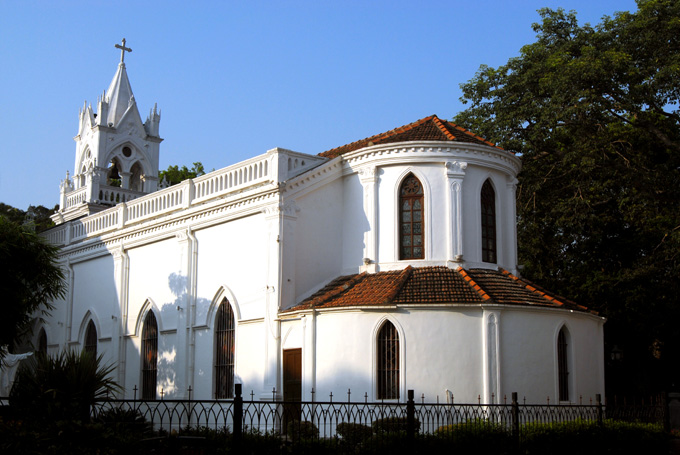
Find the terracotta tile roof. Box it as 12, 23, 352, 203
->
319, 115, 505, 159
283, 266, 593, 314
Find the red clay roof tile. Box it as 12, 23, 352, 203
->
283, 266, 593, 314
319, 115, 505, 159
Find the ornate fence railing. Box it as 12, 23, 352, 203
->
84, 386, 668, 452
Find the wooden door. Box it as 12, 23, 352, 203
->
283, 349, 302, 433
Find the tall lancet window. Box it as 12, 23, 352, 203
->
38, 328, 47, 356
481, 179, 497, 263
141, 311, 158, 400
399, 174, 424, 260
377, 321, 399, 400
214, 299, 236, 399
558, 327, 570, 402
84, 320, 97, 357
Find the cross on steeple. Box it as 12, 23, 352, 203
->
115, 38, 132, 63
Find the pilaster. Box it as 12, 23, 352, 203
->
359, 166, 378, 272
112, 246, 129, 392
446, 161, 467, 266
505, 178, 519, 274
482, 310, 501, 404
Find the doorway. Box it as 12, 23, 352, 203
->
283, 349, 302, 433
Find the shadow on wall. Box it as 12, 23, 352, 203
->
150, 272, 212, 399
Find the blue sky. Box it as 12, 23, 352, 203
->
0, 0, 638, 211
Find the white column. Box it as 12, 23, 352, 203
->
482, 310, 501, 404
262, 205, 284, 400
505, 178, 518, 273
359, 166, 378, 271
446, 161, 467, 266
112, 246, 129, 393
175, 229, 197, 399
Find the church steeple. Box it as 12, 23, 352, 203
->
103, 61, 136, 129
53, 39, 163, 224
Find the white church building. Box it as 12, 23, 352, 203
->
38, 44, 605, 405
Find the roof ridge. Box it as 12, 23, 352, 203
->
320, 115, 437, 157
306, 272, 367, 308
431, 115, 457, 141
456, 268, 492, 301
380, 265, 413, 304
500, 269, 591, 312
444, 120, 504, 150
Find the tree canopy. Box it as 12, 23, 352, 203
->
0, 216, 65, 362
454, 0, 679, 394
158, 162, 206, 186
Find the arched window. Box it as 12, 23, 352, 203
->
481, 179, 497, 263
107, 159, 122, 187
399, 174, 424, 260
38, 328, 47, 356
141, 312, 158, 400
558, 327, 570, 402
214, 299, 235, 399
130, 161, 144, 192
377, 321, 399, 400
84, 320, 97, 357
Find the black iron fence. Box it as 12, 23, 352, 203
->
81, 385, 668, 452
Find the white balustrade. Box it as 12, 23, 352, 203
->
65, 187, 87, 209
44, 150, 318, 246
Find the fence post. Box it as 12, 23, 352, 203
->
511, 392, 519, 449
234, 384, 243, 449
596, 394, 603, 427
407, 389, 415, 444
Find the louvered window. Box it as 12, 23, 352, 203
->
481, 179, 497, 263
141, 312, 158, 400
399, 174, 424, 260
377, 321, 399, 400
84, 320, 97, 357
214, 299, 235, 399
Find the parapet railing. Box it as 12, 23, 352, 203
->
45, 153, 283, 246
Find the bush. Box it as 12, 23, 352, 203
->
10, 350, 120, 424
286, 420, 318, 441
521, 419, 667, 455
436, 419, 511, 453
337, 422, 373, 445
371, 416, 420, 435
94, 407, 152, 439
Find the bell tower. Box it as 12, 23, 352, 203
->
53, 39, 163, 224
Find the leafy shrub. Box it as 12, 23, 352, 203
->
286, 420, 318, 441
436, 419, 511, 452
94, 407, 152, 439
337, 422, 373, 445
521, 419, 667, 455
371, 416, 420, 435
10, 350, 120, 424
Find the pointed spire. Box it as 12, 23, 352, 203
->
104, 56, 136, 128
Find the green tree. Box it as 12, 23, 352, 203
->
158, 161, 206, 186
454, 0, 680, 394
0, 202, 57, 232
0, 216, 66, 361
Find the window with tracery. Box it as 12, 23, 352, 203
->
481, 179, 497, 263
214, 299, 235, 399
141, 312, 158, 400
377, 321, 399, 400
84, 320, 97, 357
399, 174, 424, 260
